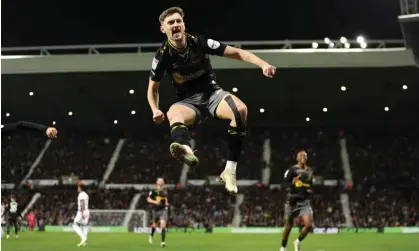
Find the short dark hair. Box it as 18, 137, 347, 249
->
159, 7, 184, 23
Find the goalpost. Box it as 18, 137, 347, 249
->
89, 209, 148, 229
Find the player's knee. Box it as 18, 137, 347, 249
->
234, 103, 247, 123
224, 96, 248, 127
305, 222, 313, 229
238, 102, 248, 117
167, 108, 183, 123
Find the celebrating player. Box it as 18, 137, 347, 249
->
280, 151, 314, 251
3, 195, 20, 239
73, 183, 90, 247
2, 120, 58, 138
147, 7, 276, 193
147, 178, 169, 247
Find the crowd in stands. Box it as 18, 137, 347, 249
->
2, 127, 418, 228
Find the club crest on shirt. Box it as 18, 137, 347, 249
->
207, 39, 220, 49
152, 58, 159, 70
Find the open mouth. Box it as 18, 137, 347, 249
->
172, 27, 181, 36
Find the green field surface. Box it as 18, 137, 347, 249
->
2, 232, 419, 251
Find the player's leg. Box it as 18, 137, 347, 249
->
149, 211, 158, 244
211, 92, 248, 193
13, 219, 18, 238
167, 103, 199, 166
160, 219, 167, 247
72, 212, 85, 246
293, 206, 313, 251
6, 220, 11, 239
160, 210, 169, 247
281, 204, 296, 251
81, 212, 89, 244
149, 224, 156, 243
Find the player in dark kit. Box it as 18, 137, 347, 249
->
2, 120, 58, 138
2, 195, 21, 239
147, 178, 169, 247
147, 7, 276, 193
280, 151, 314, 251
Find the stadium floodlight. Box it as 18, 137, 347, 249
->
356, 36, 365, 43
129, 89, 134, 94
131, 110, 136, 115
341, 86, 347, 91
402, 85, 408, 90
232, 87, 238, 92
306, 117, 310, 122
384, 106, 389, 111
259, 108, 265, 113
114, 120, 118, 124
360, 42, 367, 49
6, 113, 10, 117
328, 42, 335, 48
323, 107, 328, 112
312, 42, 319, 49
29, 92, 34, 96
340, 37, 347, 44
344, 43, 351, 49
68, 111, 73, 116
53, 121, 56, 125
324, 37, 331, 44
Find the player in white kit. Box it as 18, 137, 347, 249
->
1, 201, 5, 238
73, 184, 89, 247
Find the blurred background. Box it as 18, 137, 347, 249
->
1, 1, 419, 250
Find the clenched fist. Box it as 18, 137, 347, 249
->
153, 110, 165, 124
46, 127, 58, 138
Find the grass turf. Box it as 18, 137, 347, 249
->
2, 232, 419, 251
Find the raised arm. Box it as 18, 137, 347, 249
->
2, 121, 57, 138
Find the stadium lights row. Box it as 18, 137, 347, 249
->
19, 84, 409, 99
4, 104, 392, 120
305, 106, 391, 122
312, 36, 368, 49
2, 85, 409, 120
0, 105, 396, 128
67, 110, 137, 116
232, 86, 408, 94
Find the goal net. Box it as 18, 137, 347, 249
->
89, 209, 148, 229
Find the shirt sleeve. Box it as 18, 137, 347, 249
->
80, 193, 88, 200
196, 34, 227, 56
149, 48, 167, 82
281, 167, 295, 189
2, 121, 48, 135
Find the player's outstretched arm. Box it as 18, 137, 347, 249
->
147, 80, 165, 124
223, 46, 276, 78
2, 121, 58, 138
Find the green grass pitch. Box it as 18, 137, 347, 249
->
2, 232, 419, 251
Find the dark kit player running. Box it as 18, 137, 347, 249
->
147, 7, 276, 193
2, 195, 21, 239
147, 178, 169, 248
280, 151, 314, 251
